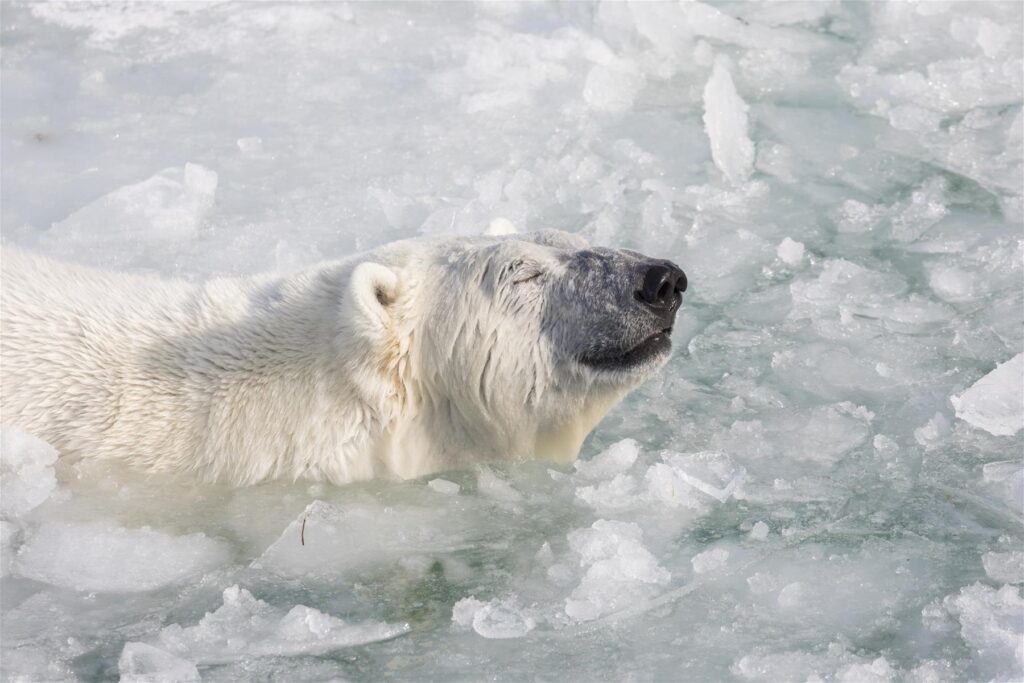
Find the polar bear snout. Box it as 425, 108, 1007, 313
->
635, 261, 686, 313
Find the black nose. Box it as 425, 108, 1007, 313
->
636, 262, 686, 310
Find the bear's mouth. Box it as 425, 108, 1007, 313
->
579, 327, 673, 372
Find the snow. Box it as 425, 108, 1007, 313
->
2, 1, 1022, 680
951, 353, 1024, 436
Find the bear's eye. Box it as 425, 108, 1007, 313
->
512, 271, 544, 285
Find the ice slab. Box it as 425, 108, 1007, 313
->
0, 425, 58, 519
15, 521, 231, 592
118, 642, 200, 683
703, 56, 754, 185
255, 499, 475, 579
950, 354, 1024, 436
155, 585, 408, 664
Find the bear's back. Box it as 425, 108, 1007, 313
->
0, 249, 197, 456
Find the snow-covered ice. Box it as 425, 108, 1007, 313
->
2, 1, 1022, 680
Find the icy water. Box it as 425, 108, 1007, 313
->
2, 2, 1022, 681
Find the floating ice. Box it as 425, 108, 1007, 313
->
691, 547, 729, 574
0, 425, 58, 519
428, 478, 460, 495
118, 642, 200, 683
943, 583, 1024, 682
2, 0, 1023, 679
451, 595, 536, 639
15, 521, 231, 592
749, 521, 770, 541
154, 585, 408, 664
982, 551, 1024, 585
703, 56, 754, 185
255, 500, 474, 579
775, 237, 804, 266
981, 460, 1024, 513
646, 450, 746, 505
564, 520, 670, 622
42, 164, 217, 262
950, 354, 1024, 436
573, 439, 639, 480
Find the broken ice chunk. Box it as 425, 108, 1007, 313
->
982, 551, 1024, 585
428, 478, 460, 495
950, 354, 1024, 436
749, 521, 771, 541
573, 438, 639, 480
943, 583, 1024, 682
691, 547, 730, 574
0, 425, 58, 519
451, 595, 536, 639
703, 55, 754, 185
564, 520, 670, 622
156, 585, 408, 664
118, 642, 200, 683
15, 521, 231, 592
647, 450, 746, 505
776, 238, 805, 266
44, 163, 217, 256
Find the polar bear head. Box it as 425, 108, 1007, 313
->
339, 229, 686, 477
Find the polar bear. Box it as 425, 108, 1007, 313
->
0, 230, 686, 486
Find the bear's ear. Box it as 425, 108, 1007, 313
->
346, 262, 401, 334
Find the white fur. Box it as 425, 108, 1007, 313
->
1, 234, 653, 487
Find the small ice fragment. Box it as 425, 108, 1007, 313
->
118, 642, 200, 683
982, 551, 1024, 584
950, 354, 1024, 436
749, 521, 770, 541
451, 595, 535, 639
476, 467, 522, 502
913, 413, 951, 449
574, 439, 639, 480
692, 547, 730, 573
703, 55, 754, 185
428, 478, 460, 495
236, 136, 264, 157
0, 426, 58, 519
485, 217, 517, 236
777, 582, 805, 608
776, 238, 805, 265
